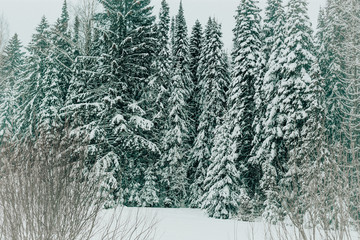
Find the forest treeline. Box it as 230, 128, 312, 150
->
0, 0, 359, 225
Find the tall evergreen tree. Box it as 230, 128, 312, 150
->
148, 0, 171, 140
260, 0, 320, 222
332, 0, 360, 221
70, 0, 158, 206
189, 19, 229, 208
250, 0, 286, 218
170, 16, 176, 59
143, 0, 172, 207
319, 0, 354, 155
159, 1, 192, 207
16, 17, 51, 142
228, 0, 262, 210
0, 34, 24, 145
189, 20, 202, 86
262, 0, 285, 63
38, 0, 73, 138
188, 20, 203, 142
52, 0, 72, 101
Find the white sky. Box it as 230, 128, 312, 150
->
0, 0, 326, 51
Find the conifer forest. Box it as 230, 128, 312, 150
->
1, 0, 360, 233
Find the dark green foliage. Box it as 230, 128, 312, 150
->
159, 2, 192, 207
0, 34, 25, 144
16, 17, 51, 142
67, 0, 158, 205
229, 0, 262, 213
189, 18, 229, 208
2, 0, 339, 224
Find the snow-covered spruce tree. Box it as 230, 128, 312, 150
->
50, 0, 73, 102
16, 17, 51, 143
72, 0, 158, 206
262, 0, 285, 64
139, 166, 160, 207
187, 19, 206, 208
61, 5, 100, 144
147, 0, 171, 141
73, 15, 80, 50
189, 19, 229, 208
250, 0, 286, 220
311, 7, 348, 226
227, 0, 262, 216
274, 0, 320, 223
252, 0, 285, 156
188, 20, 203, 144
141, 0, 172, 207
201, 121, 241, 219
159, 2, 192, 207
170, 16, 175, 60
61, 24, 118, 206
0, 34, 25, 146
38, 0, 73, 139
189, 20, 202, 87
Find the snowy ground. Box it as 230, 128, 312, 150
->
95, 207, 359, 240
96, 207, 256, 240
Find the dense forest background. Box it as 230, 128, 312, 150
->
0, 0, 359, 227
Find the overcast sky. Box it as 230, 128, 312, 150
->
0, 0, 326, 51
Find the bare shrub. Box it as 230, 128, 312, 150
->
0, 130, 157, 240
0, 132, 101, 240
268, 142, 358, 240
70, 0, 99, 54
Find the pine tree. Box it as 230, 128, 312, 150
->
0, 34, 25, 145
143, 0, 172, 207
147, 0, 171, 140
333, 0, 360, 222
51, 0, 73, 102
188, 20, 203, 140
189, 20, 202, 86
250, 0, 286, 218
262, 0, 320, 222
16, 16, 51, 142
170, 16, 175, 59
228, 0, 262, 211
140, 166, 160, 207
70, 0, 157, 206
201, 122, 241, 219
189, 19, 229, 208
159, 2, 192, 207
262, 0, 285, 63
38, 1, 73, 138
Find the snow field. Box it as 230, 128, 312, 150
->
96, 207, 360, 240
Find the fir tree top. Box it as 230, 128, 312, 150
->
158, 0, 170, 47
231, 0, 262, 92
28, 16, 50, 56
283, 0, 315, 74
265, 0, 284, 24
59, 0, 70, 33
2, 34, 25, 86
174, 1, 188, 64
189, 20, 203, 82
